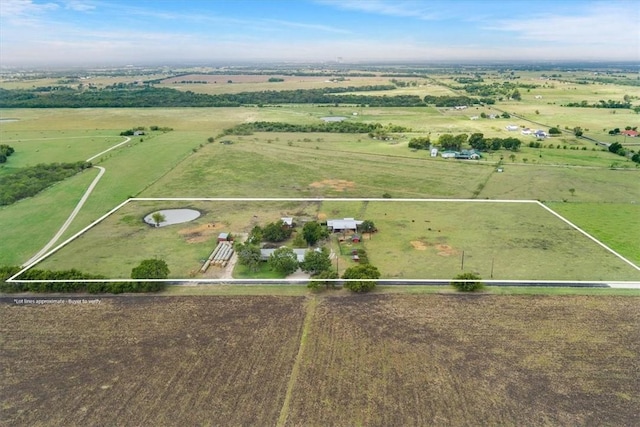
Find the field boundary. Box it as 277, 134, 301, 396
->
7, 197, 640, 287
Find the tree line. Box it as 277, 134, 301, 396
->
409, 133, 522, 152
0, 266, 166, 293
219, 121, 411, 136
0, 86, 485, 108
0, 161, 92, 206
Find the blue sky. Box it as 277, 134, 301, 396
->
1, 0, 638, 66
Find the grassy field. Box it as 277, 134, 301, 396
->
0, 72, 638, 271
34, 199, 640, 281
2, 294, 637, 426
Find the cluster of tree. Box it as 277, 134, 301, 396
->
608, 142, 640, 164
389, 79, 419, 87
453, 76, 484, 84
0, 144, 15, 163
119, 126, 146, 136
608, 126, 638, 135
456, 82, 536, 99
0, 161, 92, 206
564, 99, 632, 109
423, 95, 477, 107
548, 127, 562, 135
438, 133, 470, 151
268, 77, 285, 82
467, 133, 522, 151
258, 220, 293, 243
0, 266, 165, 293
0, 85, 430, 108
219, 121, 410, 136
408, 137, 431, 150
479, 111, 510, 119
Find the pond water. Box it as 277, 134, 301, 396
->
320, 116, 347, 122
144, 209, 201, 227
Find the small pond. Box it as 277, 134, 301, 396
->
320, 116, 347, 122
144, 208, 201, 227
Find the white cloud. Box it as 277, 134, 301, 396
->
63, 1, 97, 12
486, 3, 639, 46
316, 0, 443, 20
262, 18, 351, 34
0, 0, 59, 25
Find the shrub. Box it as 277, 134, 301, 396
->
451, 272, 484, 292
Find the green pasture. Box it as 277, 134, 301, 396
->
547, 202, 640, 264
321, 200, 640, 281
0, 73, 638, 277
0, 168, 99, 266
33, 199, 640, 281
480, 164, 639, 203
140, 133, 493, 199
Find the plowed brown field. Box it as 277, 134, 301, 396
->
1, 294, 638, 426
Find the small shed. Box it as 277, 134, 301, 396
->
281, 217, 294, 228
352, 255, 360, 262
218, 232, 229, 242
351, 234, 361, 243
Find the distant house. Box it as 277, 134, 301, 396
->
470, 116, 479, 120
327, 218, 363, 232
454, 105, 468, 110
534, 95, 543, 99
441, 151, 458, 158
621, 130, 638, 137
506, 125, 519, 131
133, 130, 145, 136
281, 217, 294, 228
218, 232, 229, 242
534, 130, 547, 139
455, 149, 481, 160
489, 114, 497, 119
521, 128, 532, 135
430, 148, 438, 157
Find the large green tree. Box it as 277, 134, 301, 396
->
302, 221, 329, 246
300, 247, 332, 276
262, 220, 292, 242
235, 242, 261, 272
342, 264, 380, 293
268, 247, 299, 276
131, 259, 170, 279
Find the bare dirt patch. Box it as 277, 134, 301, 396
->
285, 294, 640, 426
309, 179, 355, 192
435, 243, 457, 256
410, 240, 428, 250
178, 222, 223, 243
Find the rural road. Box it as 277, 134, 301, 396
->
22, 136, 131, 267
